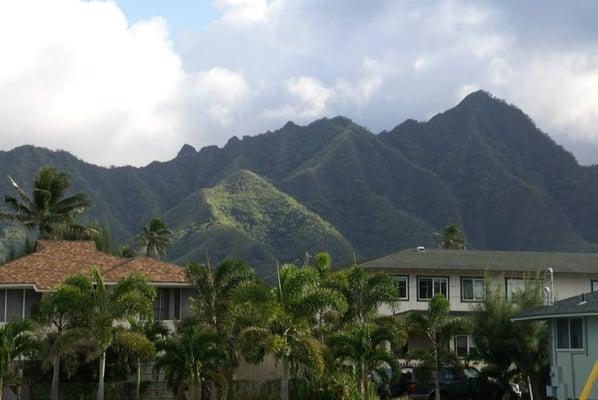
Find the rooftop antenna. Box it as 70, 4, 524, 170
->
544, 267, 554, 306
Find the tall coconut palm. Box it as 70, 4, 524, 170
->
0, 320, 37, 400
407, 294, 471, 400
136, 218, 172, 259
154, 324, 227, 400
438, 224, 466, 250
329, 322, 406, 400
186, 259, 270, 400
63, 269, 156, 400
0, 167, 91, 238
33, 274, 94, 400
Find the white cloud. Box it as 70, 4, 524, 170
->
214, 0, 278, 26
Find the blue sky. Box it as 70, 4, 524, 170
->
1, 0, 598, 166
116, 0, 217, 33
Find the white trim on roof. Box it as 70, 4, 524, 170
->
512, 312, 598, 322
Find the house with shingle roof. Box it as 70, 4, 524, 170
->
0, 240, 194, 323
513, 291, 598, 399
361, 247, 598, 358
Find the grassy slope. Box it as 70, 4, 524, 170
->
165, 170, 355, 276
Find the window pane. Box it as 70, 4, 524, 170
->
0, 290, 5, 322
455, 335, 468, 357
473, 280, 485, 300
593, 281, 598, 292
557, 319, 570, 349
173, 288, 181, 320
462, 279, 473, 300
434, 278, 447, 297
24, 290, 42, 318
570, 318, 583, 349
396, 277, 407, 299
6, 290, 23, 321
507, 279, 524, 300
419, 278, 432, 300
160, 289, 170, 320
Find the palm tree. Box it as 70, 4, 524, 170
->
437, 224, 466, 250
329, 322, 406, 400
339, 265, 403, 325
154, 324, 227, 400
0, 320, 37, 400
186, 259, 269, 400
136, 218, 172, 259
266, 264, 347, 400
127, 319, 169, 400
63, 269, 156, 400
407, 294, 471, 400
0, 167, 91, 238
33, 274, 94, 400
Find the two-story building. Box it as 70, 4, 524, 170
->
0, 240, 194, 323
361, 247, 598, 356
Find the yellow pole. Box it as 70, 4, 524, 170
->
580, 360, 598, 400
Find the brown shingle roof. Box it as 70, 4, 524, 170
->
0, 240, 188, 291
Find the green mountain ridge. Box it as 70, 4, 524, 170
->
2, 90, 598, 275
164, 170, 356, 275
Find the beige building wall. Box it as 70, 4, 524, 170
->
377, 269, 598, 316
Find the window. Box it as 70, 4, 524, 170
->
24, 290, 42, 318
506, 278, 526, 300
454, 335, 476, 357
418, 277, 448, 300
395, 276, 409, 300
556, 318, 584, 350
155, 288, 170, 320
173, 288, 181, 320
0, 289, 42, 322
6, 289, 24, 321
461, 278, 485, 302
592, 280, 598, 292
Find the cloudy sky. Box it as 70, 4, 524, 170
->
1, 0, 598, 166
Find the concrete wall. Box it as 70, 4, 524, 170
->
550, 316, 598, 400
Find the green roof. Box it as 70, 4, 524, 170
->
360, 248, 598, 274
513, 291, 598, 321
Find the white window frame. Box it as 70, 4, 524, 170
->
395, 276, 409, 301
417, 276, 448, 301
461, 277, 485, 302
454, 334, 476, 357
555, 317, 584, 351
505, 278, 527, 300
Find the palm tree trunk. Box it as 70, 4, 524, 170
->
280, 357, 289, 400
97, 351, 106, 400
135, 358, 141, 400
434, 346, 440, 400
50, 356, 61, 400
0, 374, 4, 400
226, 369, 234, 400
364, 374, 370, 400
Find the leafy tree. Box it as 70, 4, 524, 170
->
136, 218, 172, 259
436, 224, 466, 250
0, 320, 37, 400
154, 324, 227, 400
0, 167, 91, 238
63, 269, 156, 400
407, 295, 471, 400
472, 280, 549, 400
56, 221, 112, 252
329, 322, 406, 400
33, 274, 94, 400
186, 259, 270, 400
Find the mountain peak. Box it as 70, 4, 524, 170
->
177, 144, 196, 157
457, 90, 506, 108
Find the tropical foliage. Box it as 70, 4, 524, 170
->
407, 294, 471, 400
472, 280, 549, 400
0, 320, 37, 400
136, 218, 172, 259
0, 167, 91, 239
